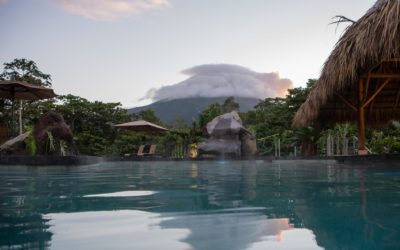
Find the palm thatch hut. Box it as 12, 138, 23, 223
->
293, 0, 400, 155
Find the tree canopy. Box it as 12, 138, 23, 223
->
2, 58, 400, 157
0, 58, 52, 87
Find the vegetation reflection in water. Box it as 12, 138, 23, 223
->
0, 161, 399, 249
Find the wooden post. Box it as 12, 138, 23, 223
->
336, 135, 340, 155
278, 138, 281, 158
19, 100, 23, 135
327, 130, 332, 156
11, 87, 15, 136
358, 78, 368, 155
358, 106, 367, 153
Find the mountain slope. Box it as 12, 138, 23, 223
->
129, 97, 260, 124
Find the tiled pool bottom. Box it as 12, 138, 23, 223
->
1, 161, 399, 249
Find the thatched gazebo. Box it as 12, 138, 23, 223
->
293, 0, 400, 155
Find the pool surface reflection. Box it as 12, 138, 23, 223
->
0, 160, 399, 249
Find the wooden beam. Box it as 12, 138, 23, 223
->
394, 87, 400, 110
334, 93, 357, 112
362, 78, 391, 109
358, 78, 367, 155
359, 78, 364, 105
362, 58, 400, 78
369, 82, 377, 113
368, 74, 400, 78
363, 74, 371, 103
383, 58, 400, 62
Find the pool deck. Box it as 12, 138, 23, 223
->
334, 154, 400, 163
0, 155, 104, 166
0, 154, 399, 166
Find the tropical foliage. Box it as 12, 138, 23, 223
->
2, 58, 400, 157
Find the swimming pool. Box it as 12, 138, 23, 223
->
1, 160, 399, 249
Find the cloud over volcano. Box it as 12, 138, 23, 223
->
144, 64, 293, 101
56, 0, 169, 21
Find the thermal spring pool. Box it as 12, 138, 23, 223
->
1, 160, 399, 250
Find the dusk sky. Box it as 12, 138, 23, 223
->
0, 0, 375, 107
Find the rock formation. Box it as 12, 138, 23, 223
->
198, 111, 257, 157
0, 132, 30, 155
33, 111, 76, 155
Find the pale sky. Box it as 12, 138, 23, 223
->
0, 0, 375, 108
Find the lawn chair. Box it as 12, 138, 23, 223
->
137, 144, 157, 156
148, 144, 156, 155
137, 145, 145, 156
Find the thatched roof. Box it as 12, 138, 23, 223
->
293, 0, 400, 127
113, 120, 169, 133
0, 80, 56, 100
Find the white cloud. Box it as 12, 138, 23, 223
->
56, 0, 169, 21
144, 64, 293, 101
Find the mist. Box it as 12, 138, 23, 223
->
144, 64, 293, 101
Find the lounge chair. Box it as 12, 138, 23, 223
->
137, 145, 145, 156
136, 144, 157, 157
148, 144, 156, 155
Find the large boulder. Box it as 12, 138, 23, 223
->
206, 112, 243, 137
199, 111, 257, 157
240, 130, 258, 157
0, 112, 76, 156
198, 139, 241, 157
33, 111, 76, 155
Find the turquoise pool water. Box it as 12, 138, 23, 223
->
0, 160, 399, 249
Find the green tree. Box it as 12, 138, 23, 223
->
132, 109, 163, 125
0, 59, 54, 134
0, 58, 52, 87
52, 95, 133, 155
240, 79, 317, 156
285, 79, 316, 114
197, 96, 241, 129
199, 103, 222, 128
241, 97, 293, 155
222, 96, 240, 113
170, 116, 189, 132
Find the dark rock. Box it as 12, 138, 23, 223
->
33, 111, 76, 155
240, 130, 257, 157
199, 111, 257, 157
198, 139, 241, 156
206, 111, 243, 137
0, 132, 30, 155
